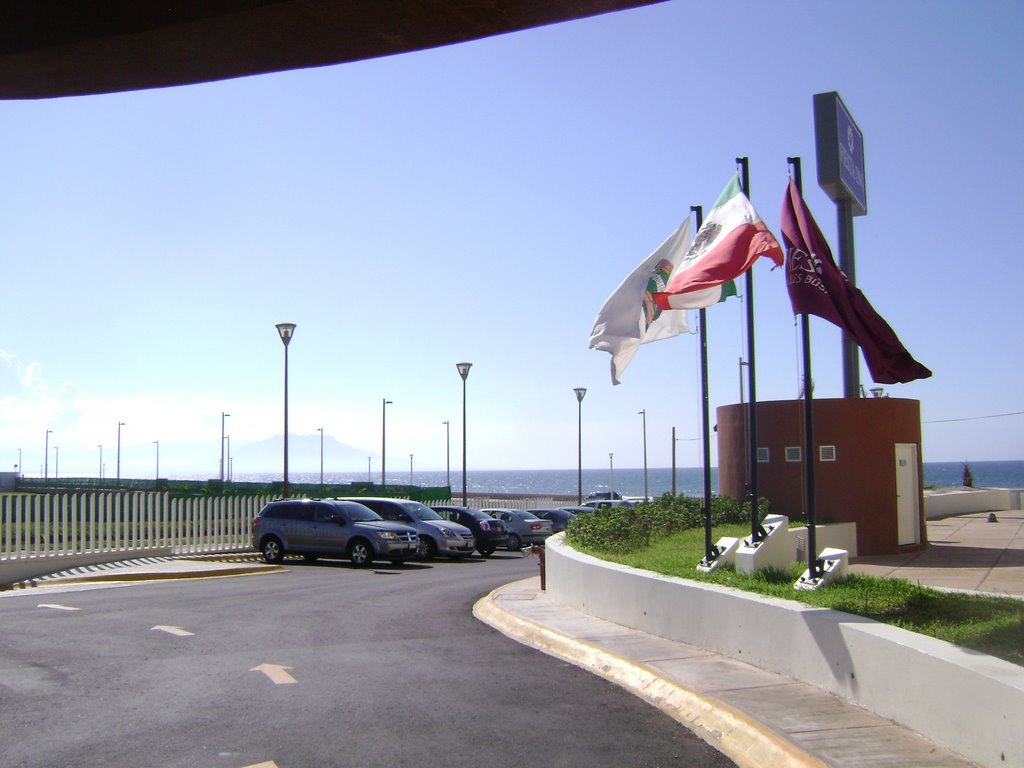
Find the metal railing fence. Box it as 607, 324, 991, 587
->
0, 491, 578, 562
1, 491, 272, 559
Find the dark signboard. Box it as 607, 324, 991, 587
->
814, 91, 867, 216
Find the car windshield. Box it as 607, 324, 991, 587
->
402, 502, 442, 521
343, 503, 383, 522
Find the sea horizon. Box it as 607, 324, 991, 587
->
219, 459, 1024, 498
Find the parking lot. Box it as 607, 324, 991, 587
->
0, 551, 734, 768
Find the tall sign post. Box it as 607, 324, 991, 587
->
814, 91, 867, 399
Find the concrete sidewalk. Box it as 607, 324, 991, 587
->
476, 510, 1024, 768
848, 509, 1024, 597
477, 576, 979, 768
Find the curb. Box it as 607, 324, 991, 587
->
473, 588, 828, 768
3, 560, 285, 590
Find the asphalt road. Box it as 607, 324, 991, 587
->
0, 551, 735, 768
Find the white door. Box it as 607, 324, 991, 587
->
895, 444, 920, 546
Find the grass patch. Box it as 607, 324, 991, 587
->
574, 522, 1024, 667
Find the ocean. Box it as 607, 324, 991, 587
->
234, 460, 1024, 499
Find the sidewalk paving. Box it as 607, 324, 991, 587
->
477, 510, 1024, 768
847, 509, 1024, 597
476, 576, 980, 768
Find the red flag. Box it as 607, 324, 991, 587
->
780, 178, 931, 384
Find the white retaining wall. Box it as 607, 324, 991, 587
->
545, 534, 1023, 768
924, 487, 1022, 518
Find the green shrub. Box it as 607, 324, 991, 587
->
565, 494, 760, 554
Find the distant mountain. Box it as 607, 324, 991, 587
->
231, 434, 374, 474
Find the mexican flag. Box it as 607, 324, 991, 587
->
653, 174, 783, 310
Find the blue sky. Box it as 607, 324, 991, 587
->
2, 0, 1022, 479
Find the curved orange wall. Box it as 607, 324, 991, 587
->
716, 398, 925, 556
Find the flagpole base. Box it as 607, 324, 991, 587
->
794, 547, 849, 591
696, 537, 740, 573
734, 515, 790, 575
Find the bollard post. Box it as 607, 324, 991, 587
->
530, 544, 546, 590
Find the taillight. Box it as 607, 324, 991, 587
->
530, 523, 541, 531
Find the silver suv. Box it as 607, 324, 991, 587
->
342, 497, 475, 560
252, 498, 419, 567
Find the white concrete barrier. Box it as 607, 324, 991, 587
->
924, 487, 1021, 518
545, 534, 1023, 768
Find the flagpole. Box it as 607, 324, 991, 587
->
788, 156, 819, 579
736, 157, 763, 543
691, 204, 715, 564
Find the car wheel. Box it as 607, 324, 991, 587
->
478, 544, 495, 557
417, 536, 437, 560
348, 539, 374, 567
507, 533, 522, 551
261, 536, 284, 563
302, 554, 319, 563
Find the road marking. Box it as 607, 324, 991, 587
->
241, 762, 278, 768
151, 625, 194, 637
249, 663, 297, 685
37, 603, 79, 611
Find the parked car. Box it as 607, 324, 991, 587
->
559, 505, 594, 515
344, 497, 475, 560
252, 498, 419, 567
432, 505, 509, 556
529, 508, 577, 534
580, 499, 631, 511
584, 491, 622, 501
480, 508, 554, 550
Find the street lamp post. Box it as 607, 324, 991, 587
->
17, 447, 22, 477
154, 440, 160, 480
443, 420, 450, 488
381, 399, 392, 486
275, 322, 296, 498
44, 429, 52, 479
97, 445, 102, 479
409, 453, 414, 485
54, 446, 58, 479
220, 412, 230, 482
456, 362, 472, 506
116, 422, 125, 483
671, 426, 677, 496
609, 452, 615, 499
318, 427, 324, 492
638, 409, 648, 500
367, 456, 371, 483
574, 388, 587, 504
